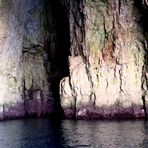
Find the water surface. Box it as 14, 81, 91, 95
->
0, 118, 148, 148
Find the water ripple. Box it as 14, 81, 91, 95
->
0, 119, 148, 148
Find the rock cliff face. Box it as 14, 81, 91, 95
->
0, 0, 147, 120
60, 0, 148, 119
0, 0, 58, 120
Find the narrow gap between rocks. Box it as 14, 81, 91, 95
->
44, 0, 70, 118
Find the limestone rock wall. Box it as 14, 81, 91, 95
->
0, 0, 28, 119
0, 0, 55, 120
60, 0, 148, 119
0, 0, 147, 120
22, 0, 54, 117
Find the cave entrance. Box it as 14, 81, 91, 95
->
44, 0, 70, 118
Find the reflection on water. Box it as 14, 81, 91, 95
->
0, 118, 148, 148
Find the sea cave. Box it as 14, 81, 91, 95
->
0, 0, 148, 121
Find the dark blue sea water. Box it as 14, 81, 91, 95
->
0, 118, 148, 148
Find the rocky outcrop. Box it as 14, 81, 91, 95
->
60, 0, 148, 119
0, 0, 56, 120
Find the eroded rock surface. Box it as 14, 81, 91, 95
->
0, 0, 148, 120
60, 0, 148, 119
0, 0, 55, 120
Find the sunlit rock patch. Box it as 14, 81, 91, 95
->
60, 0, 148, 119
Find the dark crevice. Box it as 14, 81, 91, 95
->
134, 1, 148, 119
44, 0, 70, 118
142, 95, 147, 119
